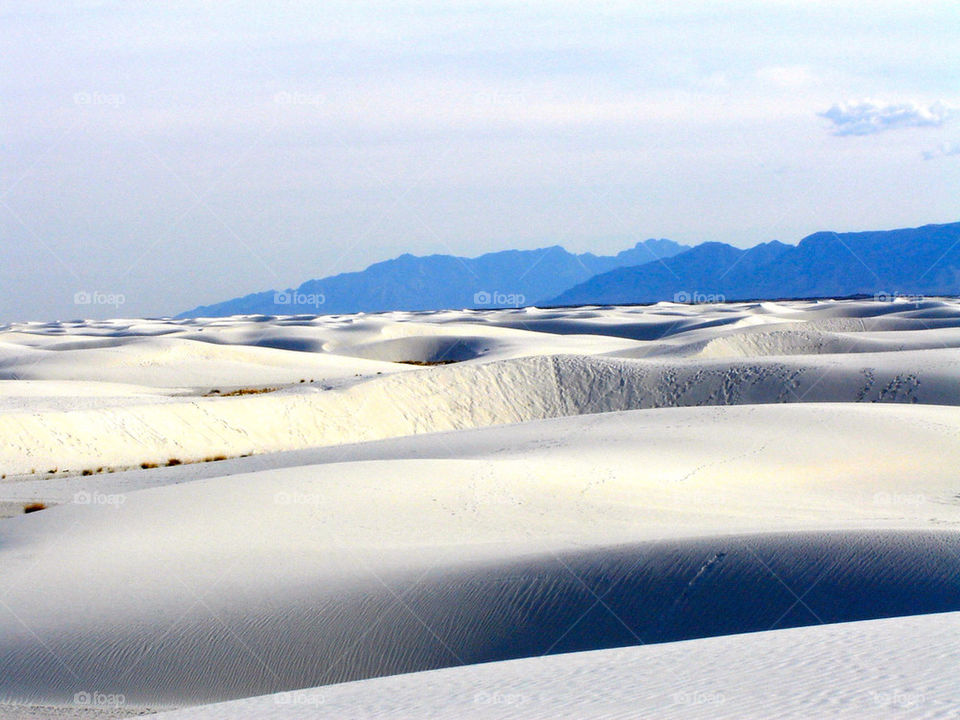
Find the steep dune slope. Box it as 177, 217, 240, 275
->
1, 348, 959, 475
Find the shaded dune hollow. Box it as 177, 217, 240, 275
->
2, 529, 958, 707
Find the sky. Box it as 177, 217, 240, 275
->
2, 0, 960, 321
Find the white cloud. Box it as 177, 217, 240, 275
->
922, 141, 960, 160
820, 100, 953, 136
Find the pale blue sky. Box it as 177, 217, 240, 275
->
2, 1, 959, 320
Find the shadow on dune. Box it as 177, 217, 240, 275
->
2, 529, 958, 707
478, 315, 744, 341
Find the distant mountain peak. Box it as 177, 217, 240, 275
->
178, 222, 960, 318
177, 238, 691, 318
548, 222, 960, 306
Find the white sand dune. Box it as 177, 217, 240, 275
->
0, 381, 179, 414
2, 346, 959, 475
1, 406, 959, 708
0, 333, 405, 390
1, 468, 958, 708
3, 402, 958, 519
0, 299, 958, 718
151, 610, 960, 719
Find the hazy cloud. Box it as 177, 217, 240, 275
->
820, 100, 952, 136
922, 142, 960, 160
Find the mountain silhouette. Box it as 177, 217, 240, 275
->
177, 239, 688, 317
549, 222, 960, 306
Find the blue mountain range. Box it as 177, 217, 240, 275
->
178, 222, 960, 317
178, 239, 688, 316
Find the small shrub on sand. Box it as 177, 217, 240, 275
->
140, 462, 159, 469
81, 469, 93, 476
166, 458, 182, 466
23, 502, 46, 514
206, 387, 277, 397
202, 455, 228, 463
221, 387, 278, 397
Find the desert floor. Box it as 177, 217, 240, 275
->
1, 299, 958, 718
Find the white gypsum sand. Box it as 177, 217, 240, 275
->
1, 300, 960, 477
149, 610, 960, 719
0, 298, 958, 718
